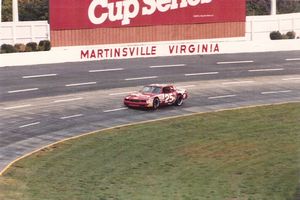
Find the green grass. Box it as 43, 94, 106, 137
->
1, 103, 300, 200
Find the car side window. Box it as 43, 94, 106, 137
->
170, 86, 175, 92
153, 87, 161, 94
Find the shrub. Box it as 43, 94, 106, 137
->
25, 42, 38, 52
270, 31, 282, 40
0, 44, 17, 53
270, 31, 297, 40
281, 33, 289, 39
14, 43, 26, 52
286, 31, 296, 39
38, 40, 51, 51
0, 40, 51, 54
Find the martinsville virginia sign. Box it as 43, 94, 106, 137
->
80, 42, 220, 59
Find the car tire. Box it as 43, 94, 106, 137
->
175, 95, 183, 106
153, 98, 160, 110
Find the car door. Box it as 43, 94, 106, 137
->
162, 86, 176, 104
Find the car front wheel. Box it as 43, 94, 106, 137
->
153, 98, 160, 109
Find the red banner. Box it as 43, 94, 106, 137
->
50, 0, 245, 30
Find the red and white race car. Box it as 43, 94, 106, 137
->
124, 84, 188, 109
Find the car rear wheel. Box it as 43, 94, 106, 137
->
153, 98, 160, 109
175, 95, 183, 106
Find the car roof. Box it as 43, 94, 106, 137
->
147, 84, 173, 88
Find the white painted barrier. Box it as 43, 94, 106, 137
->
1, 38, 299, 67
0, 21, 49, 45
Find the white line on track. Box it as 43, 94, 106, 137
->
248, 68, 284, 72
53, 97, 83, 103
149, 64, 186, 68
22, 74, 57, 79
60, 114, 83, 120
261, 90, 292, 95
8, 88, 39, 94
125, 76, 158, 81
89, 68, 124, 73
222, 81, 255, 85
285, 58, 300, 61
109, 91, 136, 96
217, 60, 254, 65
19, 122, 40, 128
208, 94, 237, 99
177, 85, 196, 88
103, 107, 128, 113
3, 104, 32, 110
185, 72, 219, 76
65, 82, 97, 87
282, 77, 300, 81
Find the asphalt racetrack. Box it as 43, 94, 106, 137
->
0, 51, 300, 172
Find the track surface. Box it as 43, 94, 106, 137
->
0, 51, 300, 173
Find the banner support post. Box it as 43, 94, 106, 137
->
12, 0, 19, 22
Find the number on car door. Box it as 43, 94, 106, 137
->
163, 87, 176, 104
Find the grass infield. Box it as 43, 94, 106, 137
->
0, 103, 299, 200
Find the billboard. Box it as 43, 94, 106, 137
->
50, 0, 246, 30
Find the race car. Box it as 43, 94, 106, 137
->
124, 84, 188, 109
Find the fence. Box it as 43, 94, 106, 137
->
246, 13, 300, 40
0, 21, 49, 45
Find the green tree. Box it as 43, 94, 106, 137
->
1, 0, 48, 21
19, 0, 48, 21
247, 0, 271, 15
246, 0, 300, 15
1, 0, 12, 21
277, 0, 300, 14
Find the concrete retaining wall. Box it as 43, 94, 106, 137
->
1, 38, 299, 67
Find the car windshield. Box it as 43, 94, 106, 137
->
140, 86, 161, 94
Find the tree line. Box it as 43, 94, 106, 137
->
247, 0, 300, 15
1, 0, 300, 22
2, 0, 48, 21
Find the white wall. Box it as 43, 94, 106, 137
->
246, 13, 300, 41
1, 38, 299, 67
0, 21, 49, 45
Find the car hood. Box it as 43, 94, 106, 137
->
126, 92, 156, 99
